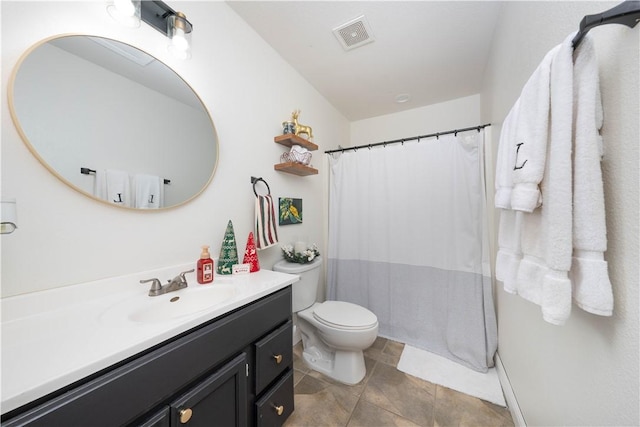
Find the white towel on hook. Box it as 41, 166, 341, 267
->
569, 34, 613, 316
495, 210, 524, 294
541, 33, 575, 324
510, 45, 559, 212
494, 101, 523, 294
495, 46, 556, 297
95, 169, 131, 207
495, 32, 614, 325
494, 46, 556, 296
516, 33, 575, 325
133, 174, 164, 209
494, 100, 520, 209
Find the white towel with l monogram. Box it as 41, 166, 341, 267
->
133, 174, 164, 209
95, 169, 132, 207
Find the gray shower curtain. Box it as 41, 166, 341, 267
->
327, 129, 497, 372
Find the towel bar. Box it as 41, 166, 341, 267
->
80, 167, 170, 185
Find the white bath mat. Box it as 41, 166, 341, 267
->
397, 345, 506, 407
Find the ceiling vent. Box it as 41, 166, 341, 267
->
333, 15, 375, 51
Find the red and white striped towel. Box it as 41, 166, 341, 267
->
255, 195, 278, 250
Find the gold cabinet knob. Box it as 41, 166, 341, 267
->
179, 408, 193, 424
273, 404, 284, 416
273, 354, 283, 364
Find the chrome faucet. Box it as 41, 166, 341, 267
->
140, 269, 195, 297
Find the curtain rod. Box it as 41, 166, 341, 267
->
324, 123, 491, 154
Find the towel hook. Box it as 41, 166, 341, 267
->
251, 176, 271, 197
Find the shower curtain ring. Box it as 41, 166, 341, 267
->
455, 130, 458, 136
436, 133, 440, 140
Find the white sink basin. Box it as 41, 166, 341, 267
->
132, 285, 237, 322
102, 284, 237, 324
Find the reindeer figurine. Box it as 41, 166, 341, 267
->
291, 110, 313, 140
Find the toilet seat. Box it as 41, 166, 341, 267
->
312, 301, 378, 330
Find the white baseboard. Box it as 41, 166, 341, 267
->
495, 353, 526, 427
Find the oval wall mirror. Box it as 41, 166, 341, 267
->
8, 35, 218, 210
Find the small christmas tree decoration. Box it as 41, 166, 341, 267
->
217, 220, 239, 275
243, 232, 260, 273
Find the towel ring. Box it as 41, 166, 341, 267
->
251, 176, 271, 197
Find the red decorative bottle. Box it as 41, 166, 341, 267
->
197, 245, 214, 284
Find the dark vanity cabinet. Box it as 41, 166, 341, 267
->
140, 353, 249, 427
2, 286, 294, 427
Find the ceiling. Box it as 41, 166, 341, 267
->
50, 36, 205, 111
228, 1, 503, 121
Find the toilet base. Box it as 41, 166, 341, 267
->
301, 345, 366, 385
292, 323, 302, 345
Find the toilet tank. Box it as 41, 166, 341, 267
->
273, 256, 322, 312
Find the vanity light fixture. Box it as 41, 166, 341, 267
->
167, 12, 192, 59
1, 199, 18, 234
106, 0, 141, 28
141, 1, 193, 60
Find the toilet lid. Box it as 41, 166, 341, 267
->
313, 301, 378, 330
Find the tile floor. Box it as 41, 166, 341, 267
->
284, 337, 515, 427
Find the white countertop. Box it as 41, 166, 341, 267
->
0, 263, 299, 414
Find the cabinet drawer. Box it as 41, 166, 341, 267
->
255, 320, 292, 393
255, 370, 294, 427
169, 353, 247, 427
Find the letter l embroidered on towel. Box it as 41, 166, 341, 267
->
96, 169, 131, 207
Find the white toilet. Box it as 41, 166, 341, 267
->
273, 256, 379, 385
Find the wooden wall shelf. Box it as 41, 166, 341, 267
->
274, 162, 318, 176
274, 134, 318, 151
274, 134, 318, 176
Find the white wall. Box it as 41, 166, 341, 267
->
481, 2, 639, 426
350, 94, 481, 147
1, 1, 349, 297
